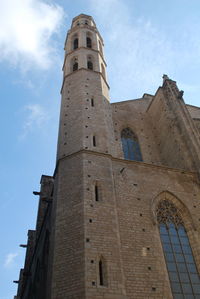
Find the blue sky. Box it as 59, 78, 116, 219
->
1, 0, 200, 298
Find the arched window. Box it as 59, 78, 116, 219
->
73, 38, 78, 50
85, 20, 88, 25
73, 61, 78, 71
121, 128, 143, 161
86, 37, 92, 48
157, 200, 200, 297
87, 60, 93, 70
99, 256, 107, 286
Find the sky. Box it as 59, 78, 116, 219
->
0, 0, 200, 298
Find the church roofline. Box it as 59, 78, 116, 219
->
111, 96, 152, 105
186, 103, 200, 110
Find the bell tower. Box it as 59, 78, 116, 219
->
57, 14, 115, 160
51, 14, 126, 299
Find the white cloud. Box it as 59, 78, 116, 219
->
20, 104, 49, 139
0, 0, 64, 70
4, 253, 18, 268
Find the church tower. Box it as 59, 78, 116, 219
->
50, 14, 126, 299
15, 14, 200, 299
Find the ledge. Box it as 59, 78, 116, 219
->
60, 68, 110, 94
54, 149, 197, 178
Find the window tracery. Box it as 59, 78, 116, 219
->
157, 200, 200, 297
156, 200, 184, 227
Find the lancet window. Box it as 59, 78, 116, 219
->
98, 256, 107, 286
86, 37, 92, 48
121, 128, 143, 161
87, 61, 93, 70
87, 56, 94, 70
71, 57, 78, 72
73, 61, 78, 71
157, 200, 200, 298
73, 38, 78, 50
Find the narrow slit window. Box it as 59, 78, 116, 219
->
93, 136, 96, 147
95, 185, 99, 201
99, 260, 104, 286
91, 98, 94, 107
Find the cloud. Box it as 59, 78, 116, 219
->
20, 104, 49, 139
0, 0, 64, 70
4, 253, 18, 268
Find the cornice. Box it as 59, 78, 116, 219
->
54, 149, 197, 179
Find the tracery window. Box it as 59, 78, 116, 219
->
157, 200, 200, 298
121, 128, 143, 161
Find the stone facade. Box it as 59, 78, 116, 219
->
15, 14, 200, 299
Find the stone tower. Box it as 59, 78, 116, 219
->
15, 14, 200, 299
51, 13, 125, 299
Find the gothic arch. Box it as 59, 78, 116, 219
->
152, 191, 200, 296
121, 127, 143, 161
151, 191, 196, 231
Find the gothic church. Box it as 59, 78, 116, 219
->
15, 14, 200, 299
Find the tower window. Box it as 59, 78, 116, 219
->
73, 62, 78, 71
121, 128, 143, 161
99, 260, 104, 285
91, 98, 94, 107
87, 61, 93, 70
87, 37, 92, 48
73, 38, 78, 50
93, 136, 96, 147
98, 257, 107, 286
157, 200, 200, 298
95, 184, 99, 201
